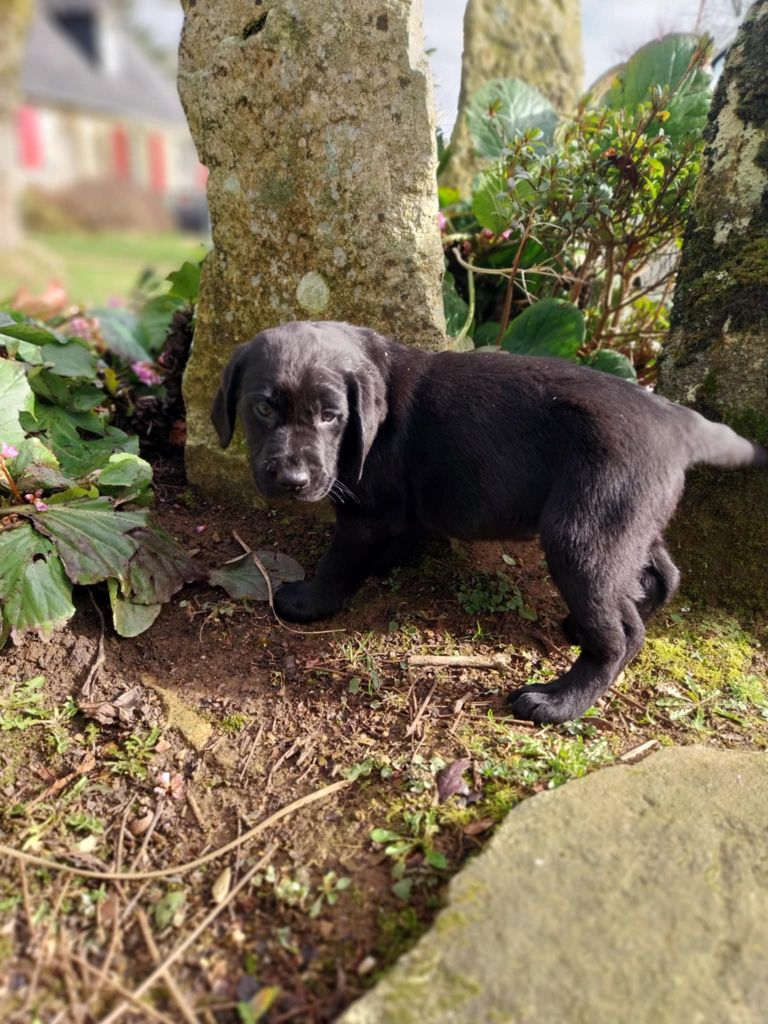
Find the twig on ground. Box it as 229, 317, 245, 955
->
18, 861, 34, 938
95, 844, 278, 1024
129, 796, 166, 871
137, 909, 200, 1024
82, 592, 107, 697
406, 680, 438, 739
232, 529, 345, 635
186, 790, 207, 829
619, 738, 660, 763
407, 654, 511, 670
239, 721, 265, 780
73, 955, 176, 1024
0, 778, 353, 881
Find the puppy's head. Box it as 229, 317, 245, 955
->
212, 321, 388, 502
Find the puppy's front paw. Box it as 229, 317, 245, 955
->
507, 683, 584, 725
273, 581, 340, 623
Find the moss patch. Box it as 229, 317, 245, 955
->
666, 469, 768, 614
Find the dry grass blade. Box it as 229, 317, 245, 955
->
0, 778, 353, 881
96, 844, 278, 1024
73, 954, 176, 1024
137, 908, 200, 1024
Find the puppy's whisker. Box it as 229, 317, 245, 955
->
333, 479, 359, 504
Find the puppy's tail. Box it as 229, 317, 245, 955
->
687, 411, 768, 469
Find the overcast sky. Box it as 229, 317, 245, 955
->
138, 0, 744, 133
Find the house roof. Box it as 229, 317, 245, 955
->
22, 2, 186, 125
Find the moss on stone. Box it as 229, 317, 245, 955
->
666, 468, 768, 614
631, 613, 766, 705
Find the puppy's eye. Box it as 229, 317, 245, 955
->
320, 409, 337, 423
255, 401, 273, 418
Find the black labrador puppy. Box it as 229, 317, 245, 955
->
212, 321, 767, 724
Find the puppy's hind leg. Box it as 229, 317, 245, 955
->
637, 537, 680, 621
509, 533, 648, 723
561, 538, 679, 646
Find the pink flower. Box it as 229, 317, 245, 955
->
67, 315, 99, 340
438, 211, 448, 232
481, 228, 494, 240
24, 492, 48, 511
0, 442, 19, 460
131, 361, 164, 387
500, 229, 512, 240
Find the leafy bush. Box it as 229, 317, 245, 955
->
441, 34, 712, 383
0, 265, 202, 645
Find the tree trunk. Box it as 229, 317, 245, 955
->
178, 0, 446, 499
442, 0, 583, 195
0, 0, 33, 252
658, 0, 768, 612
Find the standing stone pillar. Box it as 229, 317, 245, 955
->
0, 0, 33, 252
178, 0, 446, 497
658, 0, 768, 611
442, 0, 583, 196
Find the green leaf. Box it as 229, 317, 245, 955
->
0, 358, 35, 447
1, 338, 45, 364
467, 78, 558, 160
501, 299, 585, 360
438, 186, 461, 208
39, 340, 98, 379
473, 321, 502, 348
153, 888, 185, 930
0, 322, 66, 346
97, 453, 153, 500
442, 272, 469, 338
28, 499, 146, 585
0, 524, 75, 645
425, 849, 448, 870
391, 878, 412, 901
472, 163, 515, 233
121, 522, 200, 605
93, 308, 148, 363
16, 455, 73, 495
600, 34, 711, 143
48, 427, 138, 479
582, 349, 638, 382
209, 550, 305, 601
136, 294, 185, 354
370, 828, 402, 844
10, 437, 60, 478
68, 385, 105, 411
27, 403, 108, 439
107, 579, 162, 638
27, 367, 72, 406
166, 261, 201, 303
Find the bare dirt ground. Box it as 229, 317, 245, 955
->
2, 452, 767, 1024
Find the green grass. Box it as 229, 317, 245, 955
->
0, 231, 208, 306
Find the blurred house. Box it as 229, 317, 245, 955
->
16, 0, 207, 229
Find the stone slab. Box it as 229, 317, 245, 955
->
340, 746, 768, 1024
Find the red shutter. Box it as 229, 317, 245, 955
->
148, 133, 166, 192
17, 106, 43, 168
112, 125, 130, 180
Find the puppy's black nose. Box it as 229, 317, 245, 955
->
276, 467, 310, 494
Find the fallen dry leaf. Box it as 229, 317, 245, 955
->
129, 810, 154, 836
211, 866, 232, 905
78, 686, 145, 726
462, 818, 495, 837
436, 758, 472, 804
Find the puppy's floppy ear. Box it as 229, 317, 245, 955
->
342, 362, 388, 482
211, 344, 249, 448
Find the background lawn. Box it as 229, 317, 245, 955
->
0, 231, 208, 306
